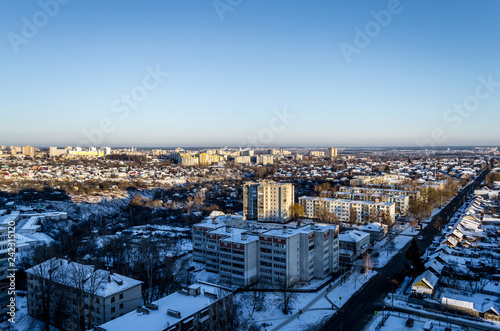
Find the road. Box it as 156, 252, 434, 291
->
321, 168, 490, 331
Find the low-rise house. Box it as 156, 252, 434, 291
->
411, 270, 439, 298
338, 230, 370, 265
359, 222, 387, 244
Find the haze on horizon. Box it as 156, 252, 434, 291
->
1, 0, 500, 147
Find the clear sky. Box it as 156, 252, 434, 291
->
1, 0, 499, 148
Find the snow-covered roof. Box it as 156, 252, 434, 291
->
339, 230, 370, 243
412, 270, 439, 294
99, 283, 231, 331
26, 258, 142, 298
441, 297, 474, 310
425, 259, 444, 275
360, 222, 386, 232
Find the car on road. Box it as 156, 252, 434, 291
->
417, 235, 424, 240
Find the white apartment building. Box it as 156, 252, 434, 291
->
243, 180, 294, 223
334, 191, 409, 216
26, 259, 143, 329
339, 186, 420, 201
192, 222, 339, 287
192, 212, 246, 264
259, 224, 339, 286
299, 196, 396, 224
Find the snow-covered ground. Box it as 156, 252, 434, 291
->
232, 270, 377, 330
364, 311, 463, 331
372, 235, 413, 268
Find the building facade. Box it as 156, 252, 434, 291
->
333, 191, 409, 216
193, 222, 339, 287
243, 180, 294, 223
299, 196, 396, 224
327, 147, 338, 157
26, 259, 142, 329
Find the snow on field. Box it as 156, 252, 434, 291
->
365, 311, 462, 331
372, 235, 413, 268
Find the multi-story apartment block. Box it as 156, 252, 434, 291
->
308, 150, 325, 157
327, 147, 338, 157
192, 212, 246, 264
299, 196, 396, 224
243, 180, 294, 223
193, 222, 339, 287
98, 282, 233, 331
338, 186, 420, 201
259, 224, 339, 286
26, 259, 142, 329
334, 191, 409, 216
22, 145, 35, 156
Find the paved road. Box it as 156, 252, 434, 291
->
321, 169, 490, 331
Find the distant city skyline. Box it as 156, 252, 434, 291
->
2, 1, 500, 147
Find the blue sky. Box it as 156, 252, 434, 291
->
1, 0, 499, 147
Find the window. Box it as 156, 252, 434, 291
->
96, 297, 100, 304
119, 303, 123, 310
111, 296, 115, 303
119, 293, 123, 300
111, 307, 115, 313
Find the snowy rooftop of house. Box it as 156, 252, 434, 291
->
412, 270, 439, 292
99, 283, 230, 331
26, 258, 142, 298
339, 230, 370, 243
424, 259, 444, 275
360, 222, 385, 232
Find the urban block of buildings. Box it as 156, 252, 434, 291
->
193, 218, 339, 287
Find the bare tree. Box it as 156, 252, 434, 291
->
317, 207, 340, 224
279, 280, 297, 315
240, 285, 266, 317
30, 258, 60, 330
